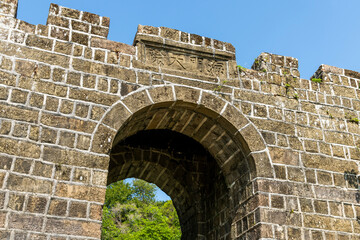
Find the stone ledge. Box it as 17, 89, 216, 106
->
135, 24, 236, 61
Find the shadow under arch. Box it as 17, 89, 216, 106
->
94, 85, 274, 239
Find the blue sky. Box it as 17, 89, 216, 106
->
17, 0, 360, 79
17, 0, 359, 201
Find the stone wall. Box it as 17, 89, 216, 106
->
0, 0, 360, 239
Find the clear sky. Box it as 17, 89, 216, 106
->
17, 0, 360, 79
16, 0, 360, 201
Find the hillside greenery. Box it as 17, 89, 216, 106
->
101, 179, 182, 240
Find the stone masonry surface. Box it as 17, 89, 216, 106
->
1, 0, 360, 239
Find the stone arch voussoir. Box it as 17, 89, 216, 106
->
91, 85, 274, 179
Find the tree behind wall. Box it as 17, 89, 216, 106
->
101, 179, 181, 240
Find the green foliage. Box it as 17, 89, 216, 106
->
104, 181, 133, 208
311, 78, 322, 83
213, 80, 228, 93
349, 117, 359, 124
237, 65, 246, 72
132, 179, 156, 204
345, 113, 359, 124
293, 93, 299, 100
101, 179, 181, 240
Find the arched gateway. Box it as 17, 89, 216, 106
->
92, 86, 273, 238
1, 1, 360, 239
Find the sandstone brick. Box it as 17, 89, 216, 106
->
13, 158, 32, 174
82, 12, 100, 25
91, 124, 116, 154
29, 125, 40, 141
32, 161, 53, 178
7, 193, 24, 211
58, 131, 75, 148
43, 146, 109, 169
90, 204, 102, 220
72, 32, 89, 46
12, 123, 28, 138
55, 183, 105, 203
344, 204, 354, 218
0, 57, 13, 70
0, 211, 6, 228
41, 127, 57, 144
47, 15, 69, 28
324, 131, 354, 146
6, 174, 52, 194
251, 118, 295, 135
48, 198, 67, 216
274, 165, 286, 180
26, 34, 53, 51
50, 26, 70, 41
26, 195, 47, 213
0, 84, 10, 101
83, 74, 96, 88
91, 37, 135, 55
269, 147, 299, 166
94, 49, 106, 62
0, 70, 16, 86
69, 87, 119, 106
302, 153, 357, 173
8, 213, 43, 231
0, 120, 11, 135
41, 113, 96, 133
92, 170, 107, 186
10, 89, 28, 104
36, 24, 49, 37
28, 233, 47, 240
0, 137, 40, 158
35, 80, 68, 97
45, 96, 60, 112
329, 201, 342, 216
91, 25, 108, 37
102, 103, 131, 130
287, 167, 305, 182
59, 100, 74, 114
45, 218, 101, 238
61, 7, 80, 19
54, 164, 72, 181
54, 41, 72, 55
287, 227, 302, 240
69, 201, 87, 218
18, 21, 36, 33
53, 68, 66, 82
76, 135, 90, 150
67, 71, 81, 86
72, 20, 90, 33
0, 42, 70, 68
317, 171, 333, 185
260, 209, 301, 227
0, 155, 12, 170
73, 168, 91, 184
271, 195, 284, 209
90, 105, 106, 121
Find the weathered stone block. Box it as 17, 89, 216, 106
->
6, 174, 52, 194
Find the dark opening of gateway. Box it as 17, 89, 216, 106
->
107, 129, 231, 239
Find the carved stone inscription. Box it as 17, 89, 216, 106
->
145, 47, 227, 78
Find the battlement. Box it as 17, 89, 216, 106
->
0, 0, 358, 86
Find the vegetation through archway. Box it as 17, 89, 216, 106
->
101, 178, 181, 239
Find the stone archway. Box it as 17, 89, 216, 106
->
93, 85, 274, 239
